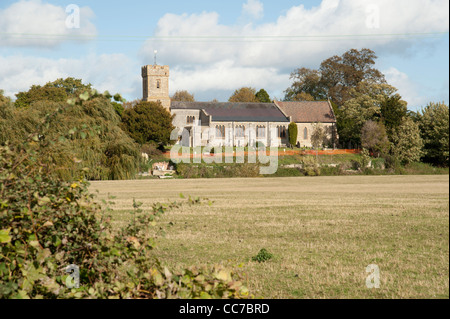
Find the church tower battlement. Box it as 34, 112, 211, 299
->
142, 64, 170, 110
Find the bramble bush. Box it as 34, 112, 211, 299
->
0, 93, 251, 299
300, 156, 320, 176
0, 143, 251, 299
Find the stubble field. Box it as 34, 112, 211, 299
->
90, 175, 449, 299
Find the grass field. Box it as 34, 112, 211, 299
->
90, 175, 449, 299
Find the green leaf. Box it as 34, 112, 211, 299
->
153, 272, 164, 286
38, 196, 51, 206
15, 290, 30, 299
215, 270, 231, 282
200, 292, 212, 299
79, 91, 90, 101
0, 228, 11, 244
29, 241, 40, 248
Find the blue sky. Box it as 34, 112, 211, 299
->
0, 0, 448, 111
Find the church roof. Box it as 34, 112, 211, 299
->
275, 101, 336, 123
171, 101, 289, 122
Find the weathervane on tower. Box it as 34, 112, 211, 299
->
154, 50, 158, 65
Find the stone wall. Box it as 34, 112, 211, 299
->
296, 122, 336, 148
174, 121, 289, 147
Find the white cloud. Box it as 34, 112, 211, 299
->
141, 0, 449, 99
383, 67, 427, 109
0, 54, 140, 100
143, 0, 448, 68
0, 0, 96, 47
169, 60, 289, 98
242, 0, 264, 20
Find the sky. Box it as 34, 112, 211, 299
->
0, 0, 448, 111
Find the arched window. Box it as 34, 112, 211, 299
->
304, 127, 308, 140
216, 125, 225, 139
256, 125, 265, 138
156, 79, 161, 89
278, 126, 286, 138
186, 116, 195, 125
235, 125, 245, 138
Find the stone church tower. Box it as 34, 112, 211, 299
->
141, 64, 170, 110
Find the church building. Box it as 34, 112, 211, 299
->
142, 64, 337, 148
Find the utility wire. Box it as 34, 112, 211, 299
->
0, 31, 447, 42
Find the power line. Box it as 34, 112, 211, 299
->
0, 31, 447, 42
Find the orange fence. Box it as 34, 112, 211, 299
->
162, 149, 361, 159
286, 149, 361, 155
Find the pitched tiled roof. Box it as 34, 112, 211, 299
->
275, 101, 336, 123
171, 101, 289, 122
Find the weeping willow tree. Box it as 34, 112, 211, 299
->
0, 88, 141, 181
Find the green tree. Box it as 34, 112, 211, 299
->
255, 89, 271, 103
171, 90, 195, 102
361, 120, 390, 157
2, 90, 141, 180
381, 94, 408, 139
112, 101, 125, 118
418, 102, 449, 166
15, 86, 68, 108
288, 122, 298, 147
0, 89, 10, 105
293, 92, 315, 101
319, 48, 385, 105
14, 78, 92, 108
285, 49, 385, 105
284, 68, 325, 101
337, 82, 400, 145
229, 87, 257, 103
0, 90, 14, 144
43, 77, 92, 96
390, 118, 423, 165
311, 122, 326, 150
121, 101, 174, 146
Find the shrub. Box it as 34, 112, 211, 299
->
301, 156, 320, 176
270, 168, 303, 177
371, 157, 386, 170
175, 163, 259, 179
360, 148, 371, 170
141, 143, 163, 158
0, 143, 251, 299
288, 122, 298, 147
319, 166, 341, 176
252, 249, 273, 263
350, 159, 362, 170
384, 154, 401, 170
